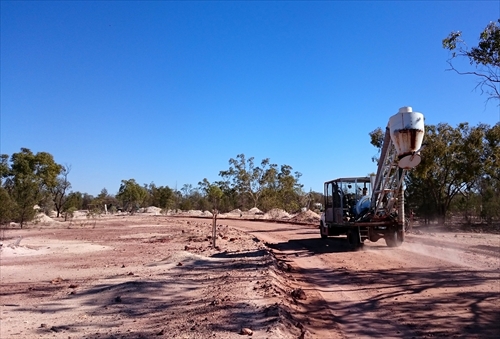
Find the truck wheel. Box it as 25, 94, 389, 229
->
385, 227, 404, 247
320, 222, 328, 239
348, 229, 363, 250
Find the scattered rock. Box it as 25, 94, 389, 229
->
277, 261, 292, 271
240, 327, 253, 335
114, 296, 122, 303
291, 288, 307, 300
68, 284, 78, 289
51, 277, 63, 284
177, 262, 183, 266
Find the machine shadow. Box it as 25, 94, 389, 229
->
292, 265, 500, 338
266, 236, 364, 254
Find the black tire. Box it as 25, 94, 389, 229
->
385, 227, 404, 247
348, 229, 363, 250
320, 222, 328, 239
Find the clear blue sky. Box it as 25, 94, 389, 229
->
1, 1, 499, 196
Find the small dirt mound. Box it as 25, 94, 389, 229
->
248, 207, 264, 215
31, 213, 60, 226
290, 210, 320, 223
140, 206, 162, 214
146, 206, 162, 214
182, 210, 214, 217
200, 210, 213, 217
263, 209, 291, 220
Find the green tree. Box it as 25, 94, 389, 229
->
90, 188, 116, 214
0, 187, 15, 225
406, 123, 486, 224
219, 154, 271, 208
149, 184, 175, 210
199, 178, 223, 247
199, 178, 223, 210
116, 179, 148, 213
483, 123, 500, 181
51, 165, 72, 218
369, 127, 385, 163
81, 193, 94, 210
443, 20, 500, 102
5, 148, 62, 227
209, 179, 238, 212
478, 123, 500, 222
0, 154, 9, 185
260, 164, 303, 212
0, 154, 14, 225
65, 191, 84, 211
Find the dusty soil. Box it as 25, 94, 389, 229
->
1, 214, 499, 339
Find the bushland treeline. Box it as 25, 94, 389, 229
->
1, 122, 499, 227
0, 151, 320, 227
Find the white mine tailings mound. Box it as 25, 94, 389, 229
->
248, 207, 264, 215
263, 209, 291, 220
140, 206, 163, 215
32, 213, 61, 226
165, 207, 319, 224
178, 210, 213, 217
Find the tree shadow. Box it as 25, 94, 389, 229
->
292, 265, 499, 338
5, 251, 289, 338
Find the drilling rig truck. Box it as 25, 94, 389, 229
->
319, 107, 425, 249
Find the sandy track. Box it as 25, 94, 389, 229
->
1, 215, 498, 339
217, 218, 500, 339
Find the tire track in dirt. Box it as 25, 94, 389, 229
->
225, 220, 500, 339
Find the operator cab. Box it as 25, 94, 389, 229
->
323, 176, 373, 225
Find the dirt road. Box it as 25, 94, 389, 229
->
1, 215, 499, 339
218, 218, 500, 339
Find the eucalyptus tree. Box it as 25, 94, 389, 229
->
0, 154, 9, 186
0, 187, 15, 225
51, 165, 72, 217
406, 123, 486, 223
443, 20, 500, 103
199, 178, 223, 210
219, 154, 271, 209
116, 179, 148, 213
260, 164, 303, 212
65, 191, 84, 211
477, 123, 500, 222
5, 148, 62, 227
146, 183, 175, 210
